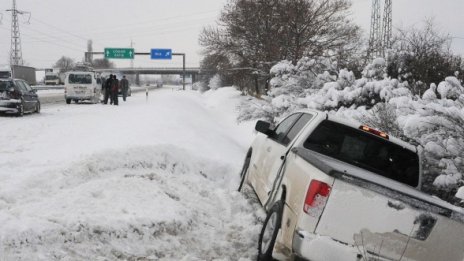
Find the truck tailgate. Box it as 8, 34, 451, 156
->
315, 178, 464, 261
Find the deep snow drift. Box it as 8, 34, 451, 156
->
0, 87, 263, 260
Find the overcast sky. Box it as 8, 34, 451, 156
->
0, 0, 463, 69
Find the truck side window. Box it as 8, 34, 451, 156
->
15, 80, 28, 93
284, 113, 313, 145
22, 81, 33, 92
271, 113, 301, 145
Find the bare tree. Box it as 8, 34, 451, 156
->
91, 58, 115, 69
54, 56, 75, 73
199, 0, 361, 95
387, 19, 463, 95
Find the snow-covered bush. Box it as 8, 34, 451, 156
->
193, 81, 210, 93
236, 96, 274, 123
208, 74, 222, 90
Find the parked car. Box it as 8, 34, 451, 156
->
239, 110, 464, 261
0, 79, 40, 116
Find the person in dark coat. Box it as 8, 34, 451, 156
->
120, 75, 129, 102
104, 74, 113, 105
111, 75, 119, 106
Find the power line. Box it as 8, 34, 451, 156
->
73, 9, 219, 36
0, 26, 83, 53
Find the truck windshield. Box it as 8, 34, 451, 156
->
45, 75, 58, 80
69, 74, 92, 84
0, 71, 11, 79
0, 81, 13, 91
304, 120, 419, 187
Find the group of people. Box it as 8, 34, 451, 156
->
102, 74, 130, 105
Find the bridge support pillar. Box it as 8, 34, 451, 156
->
192, 74, 196, 84
136, 73, 140, 86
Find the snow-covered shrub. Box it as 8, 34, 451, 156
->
237, 96, 273, 123
355, 103, 404, 139
194, 81, 210, 93
362, 57, 386, 80
209, 74, 222, 90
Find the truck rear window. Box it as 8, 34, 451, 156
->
69, 74, 92, 84
304, 120, 419, 187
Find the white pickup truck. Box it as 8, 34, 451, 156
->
238, 110, 464, 261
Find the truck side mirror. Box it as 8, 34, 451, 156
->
255, 120, 272, 135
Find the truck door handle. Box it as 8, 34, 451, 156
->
387, 201, 405, 210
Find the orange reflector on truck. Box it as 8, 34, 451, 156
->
359, 125, 389, 139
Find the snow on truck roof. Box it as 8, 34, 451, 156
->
295, 109, 418, 153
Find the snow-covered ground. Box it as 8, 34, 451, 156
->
0, 86, 263, 260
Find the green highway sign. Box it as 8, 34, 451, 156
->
104, 48, 134, 59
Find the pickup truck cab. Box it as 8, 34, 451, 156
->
64, 71, 100, 104
239, 110, 464, 261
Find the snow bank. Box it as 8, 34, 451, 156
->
0, 145, 262, 260
0, 87, 263, 260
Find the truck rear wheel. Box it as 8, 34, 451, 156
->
258, 201, 283, 261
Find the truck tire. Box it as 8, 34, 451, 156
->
258, 201, 283, 261
66, 99, 71, 104
238, 155, 251, 192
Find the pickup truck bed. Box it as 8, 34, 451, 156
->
293, 147, 464, 261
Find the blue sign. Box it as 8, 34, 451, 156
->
151, 49, 172, 60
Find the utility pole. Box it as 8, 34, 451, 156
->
6, 0, 30, 66
130, 40, 134, 69
86, 39, 93, 64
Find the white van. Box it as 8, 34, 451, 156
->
64, 71, 101, 104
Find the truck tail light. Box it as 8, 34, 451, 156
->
304, 180, 331, 217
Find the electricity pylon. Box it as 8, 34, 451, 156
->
6, 0, 30, 66
368, 0, 392, 59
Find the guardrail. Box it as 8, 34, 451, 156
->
33, 85, 65, 90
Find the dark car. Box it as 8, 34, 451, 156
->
0, 79, 40, 116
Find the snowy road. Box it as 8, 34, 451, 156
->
36, 85, 161, 105
0, 86, 263, 260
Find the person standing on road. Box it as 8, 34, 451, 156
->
111, 75, 119, 106
120, 75, 129, 102
104, 74, 113, 105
